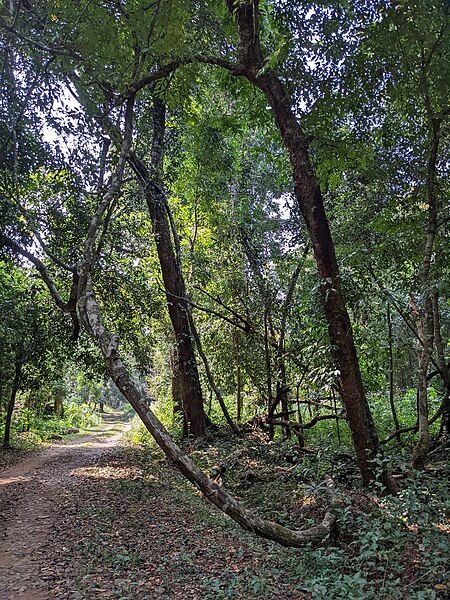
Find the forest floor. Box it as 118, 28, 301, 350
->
0, 413, 449, 600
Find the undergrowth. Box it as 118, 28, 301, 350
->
127, 426, 449, 599
1, 401, 101, 449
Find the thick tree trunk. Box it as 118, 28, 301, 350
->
128, 99, 206, 437
3, 358, 22, 449
78, 277, 335, 547
225, 0, 390, 488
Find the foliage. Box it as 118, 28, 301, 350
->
0, 1, 448, 589
1, 394, 102, 449
293, 472, 449, 599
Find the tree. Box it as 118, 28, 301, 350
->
0, 264, 67, 447
0, 0, 399, 487
217, 0, 393, 488
128, 97, 207, 437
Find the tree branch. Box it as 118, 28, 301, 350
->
193, 285, 253, 332
0, 17, 83, 60
1, 234, 80, 340
1, 235, 66, 309
268, 412, 345, 431
381, 396, 446, 444
160, 287, 250, 333
77, 95, 135, 299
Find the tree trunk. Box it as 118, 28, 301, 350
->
171, 344, 184, 419
54, 394, 64, 417
3, 358, 22, 449
233, 330, 243, 423
240, 233, 278, 436
188, 310, 239, 433
432, 293, 450, 440
412, 115, 441, 469
258, 77, 382, 485
275, 259, 304, 440
128, 99, 206, 437
387, 304, 400, 441
263, 308, 274, 439
412, 297, 434, 469
225, 0, 391, 489
78, 277, 336, 547
276, 364, 290, 439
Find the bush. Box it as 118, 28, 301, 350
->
1, 400, 102, 448
292, 473, 449, 599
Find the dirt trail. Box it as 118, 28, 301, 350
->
0, 414, 130, 600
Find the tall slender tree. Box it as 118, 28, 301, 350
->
128, 98, 207, 437
221, 0, 392, 488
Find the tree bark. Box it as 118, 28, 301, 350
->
128, 98, 206, 437
233, 330, 243, 423
170, 343, 184, 418
432, 293, 450, 439
225, 0, 392, 489
54, 394, 64, 417
387, 304, 400, 441
412, 296, 434, 469
412, 116, 441, 469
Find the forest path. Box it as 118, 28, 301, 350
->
0, 416, 304, 600
0, 413, 130, 600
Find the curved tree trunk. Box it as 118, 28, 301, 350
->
225, 0, 393, 489
78, 277, 335, 547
